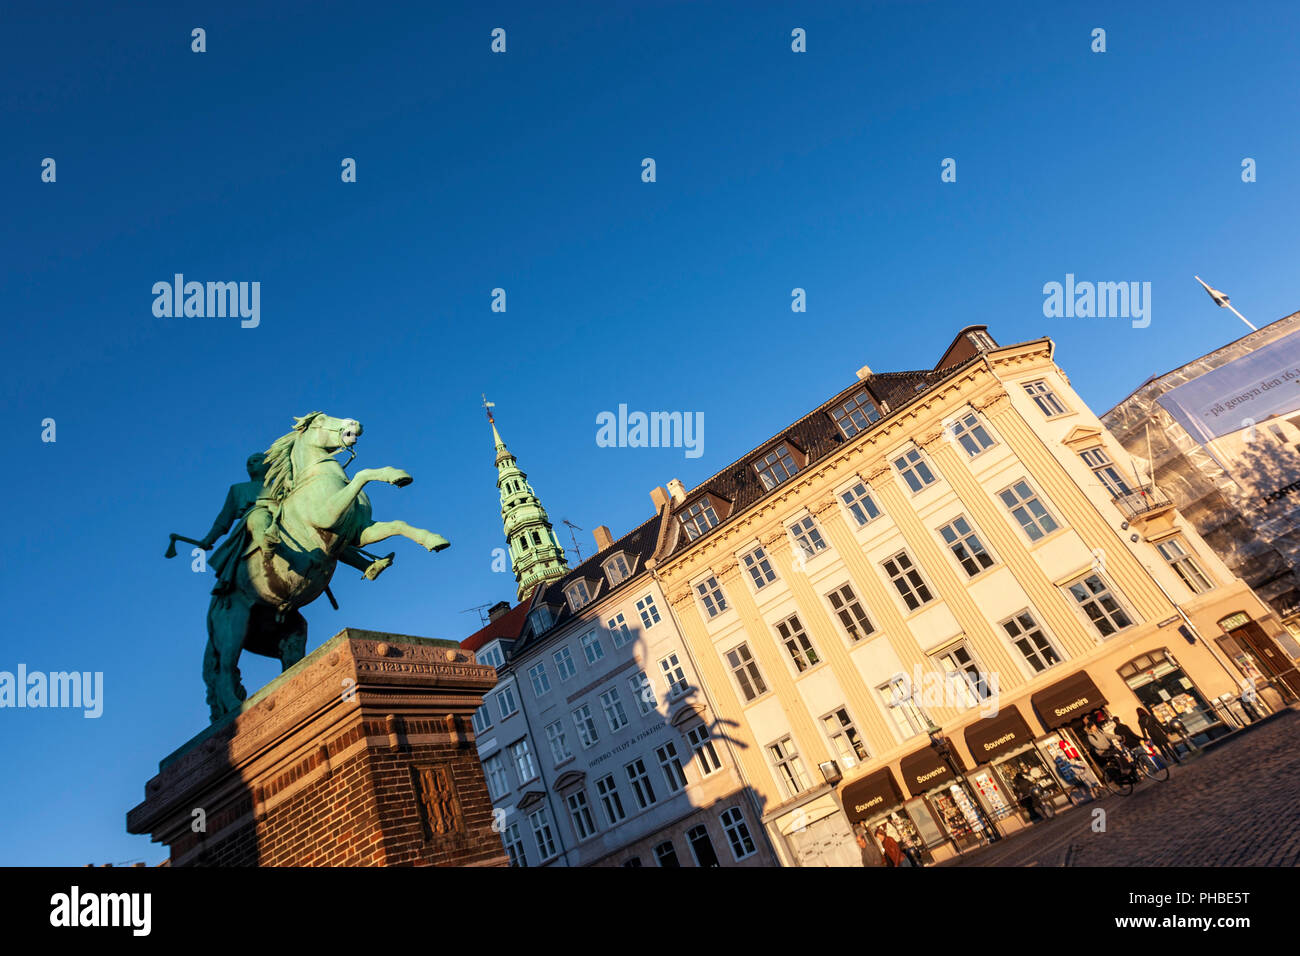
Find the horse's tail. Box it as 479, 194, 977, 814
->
203, 599, 221, 718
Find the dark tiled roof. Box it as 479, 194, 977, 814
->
460, 600, 530, 652
508, 509, 666, 658
658, 330, 1005, 560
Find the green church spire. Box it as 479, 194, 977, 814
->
484, 398, 569, 602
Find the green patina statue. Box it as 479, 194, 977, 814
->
168, 412, 449, 722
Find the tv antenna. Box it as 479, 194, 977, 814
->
561, 519, 584, 562
460, 603, 494, 626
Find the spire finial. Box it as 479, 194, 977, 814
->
482, 393, 496, 425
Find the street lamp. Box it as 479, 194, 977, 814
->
926, 719, 1003, 844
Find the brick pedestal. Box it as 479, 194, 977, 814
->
127, 629, 507, 867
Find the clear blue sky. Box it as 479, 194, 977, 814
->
2, 1, 1296, 865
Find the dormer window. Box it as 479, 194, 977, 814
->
566, 580, 593, 612
603, 553, 632, 587
754, 443, 801, 491
528, 605, 553, 634
679, 496, 724, 541
829, 389, 882, 439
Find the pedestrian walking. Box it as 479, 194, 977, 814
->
856, 827, 885, 867
1136, 706, 1182, 765
876, 825, 912, 867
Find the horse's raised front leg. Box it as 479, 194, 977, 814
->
360, 519, 449, 553
309, 467, 413, 530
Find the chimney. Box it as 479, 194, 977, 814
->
593, 525, 614, 551
488, 600, 512, 622
650, 486, 670, 511
667, 478, 687, 504
856, 364, 872, 380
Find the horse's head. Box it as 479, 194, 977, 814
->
293, 411, 363, 454
263, 412, 363, 500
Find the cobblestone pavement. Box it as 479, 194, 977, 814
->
943, 707, 1300, 867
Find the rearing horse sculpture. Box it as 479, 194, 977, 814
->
203, 411, 449, 722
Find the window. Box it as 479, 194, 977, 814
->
826, 583, 875, 641
821, 706, 869, 767
938, 515, 995, 577
840, 480, 882, 526
656, 742, 687, 793
553, 646, 577, 681
680, 498, 720, 541
528, 808, 557, 861
565, 580, 592, 612
607, 611, 634, 648
879, 676, 929, 740
948, 411, 996, 457
999, 480, 1060, 541
600, 687, 629, 732
544, 720, 571, 764
636, 594, 662, 629
788, 515, 828, 559
882, 550, 933, 611
471, 704, 492, 735
579, 630, 604, 665
567, 790, 597, 840
1001, 609, 1062, 673
572, 704, 600, 748
510, 738, 537, 785
720, 807, 756, 860
775, 614, 821, 672
1080, 447, 1132, 497
1157, 538, 1213, 593
932, 642, 991, 707
696, 575, 729, 618
687, 825, 721, 867
628, 670, 658, 715
595, 774, 626, 825
1066, 574, 1134, 637
830, 388, 882, 438
659, 653, 689, 698
495, 684, 519, 721
654, 841, 680, 867
527, 662, 551, 697
482, 752, 509, 800
686, 724, 722, 776
755, 443, 800, 490
625, 758, 657, 809
528, 606, 552, 634
741, 546, 778, 589
1023, 379, 1067, 417
767, 736, 811, 798
478, 645, 504, 670
725, 643, 768, 701
502, 822, 527, 867
893, 447, 937, 492
603, 553, 632, 587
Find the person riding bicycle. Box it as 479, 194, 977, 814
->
1084, 716, 1134, 781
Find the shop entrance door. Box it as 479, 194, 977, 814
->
785, 813, 860, 867
1229, 621, 1300, 698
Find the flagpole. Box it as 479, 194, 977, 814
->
1194, 275, 1256, 331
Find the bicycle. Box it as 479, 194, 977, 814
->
1098, 750, 1139, 795
1129, 744, 1170, 782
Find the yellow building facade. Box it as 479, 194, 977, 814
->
650, 328, 1282, 866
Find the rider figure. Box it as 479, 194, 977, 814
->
199, 452, 393, 596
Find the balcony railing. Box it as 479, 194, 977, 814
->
1112, 486, 1174, 521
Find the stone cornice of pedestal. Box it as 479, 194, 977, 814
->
126, 628, 496, 839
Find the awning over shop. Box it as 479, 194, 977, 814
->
899, 746, 964, 797
962, 706, 1038, 763
1031, 671, 1107, 729
841, 768, 905, 823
